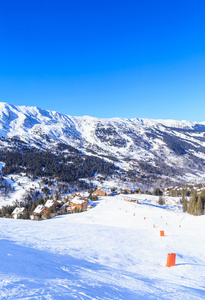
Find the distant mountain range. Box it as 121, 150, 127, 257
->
1, 102, 205, 188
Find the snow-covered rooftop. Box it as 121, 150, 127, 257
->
44, 200, 55, 208
33, 205, 45, 214
95, 187, 111, 194
12, 207, 25, 215
71, 196, 86, 205
80, 191, 90, 198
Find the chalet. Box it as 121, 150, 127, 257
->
31, 200, 62, 220
44, 199, 59, 209
30, 204, 45, 220
70, 196, 87, 211
57, 200, 64, 206
63, 203, 75, 214
92, 188, 111, 197
120, 189, 133, 195
44, 199, 62, 210
66, 205, 76, 213
59, 202, 75, 214
39, 200, 61, 217
79, 196, 89, 203
126, 189, 132, 194
11, 207, 26, 219
80, 191, 90, 198
33, 205, 45, 215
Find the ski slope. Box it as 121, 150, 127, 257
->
0, 195, 204, 299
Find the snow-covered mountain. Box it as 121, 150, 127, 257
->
1, 102, 205, 187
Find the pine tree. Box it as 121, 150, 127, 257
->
181, 190, 186, 204
152, 188, 162, 196
38, 196, 44, 205
22, 210, 30, 219
187, 193, 197, 215
158, 196, 164, 205
45, 211, 51, 219
195, 195, 203, 215
183, 197, 187, 212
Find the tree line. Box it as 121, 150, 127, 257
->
0, 148, 118, 184
183, 191, 205, 215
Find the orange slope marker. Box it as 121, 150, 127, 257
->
166, 253, 176, 267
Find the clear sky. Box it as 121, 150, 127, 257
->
0, 0, 205, 121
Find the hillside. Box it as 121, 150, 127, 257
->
1, 102, 205, 191
0, 195, 204, 299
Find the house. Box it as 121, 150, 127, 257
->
120, 189, 133, 195
56, 200, 64, 206
11, 207, 26, 219
40, 200, 62, 218
126, 189, 132, 194
44, 199, 58, 208
92, 188, 111, 197
63, 203, 75, 214
33, 205, 45, 215
30, 204, 45, 220
70, 196, 87, 211
44, 199, 62, 211
79, 191, 90, 198
58, 202, 75, 214
79, 196, 89, 203
31, 200, 62, 220
66, 205, 76, 213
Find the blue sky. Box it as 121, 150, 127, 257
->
0, 0, 205, 121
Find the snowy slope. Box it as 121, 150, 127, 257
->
1, 102, 205, 186
0, 195, 204, 299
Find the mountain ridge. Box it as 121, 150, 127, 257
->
1, 101, 205, 129
1, 101, 205, 188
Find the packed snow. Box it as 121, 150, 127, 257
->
0, 195, 204, 299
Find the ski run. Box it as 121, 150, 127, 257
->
0, 194, 204, 299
